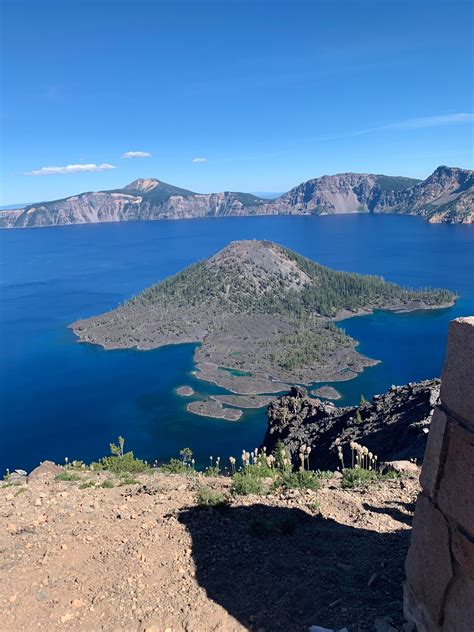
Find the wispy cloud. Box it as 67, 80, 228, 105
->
121, 151, 152, 159
25, 163, 117, 176
358, 112, 474, 136
192, 157, 208, 163
320, 113, 474, 142
389, 113, 474, 129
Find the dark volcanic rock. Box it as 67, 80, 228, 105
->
261, 379, 440, 469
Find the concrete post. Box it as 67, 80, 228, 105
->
404, 317, 474, 631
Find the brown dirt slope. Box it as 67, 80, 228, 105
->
0, 468, 420, 632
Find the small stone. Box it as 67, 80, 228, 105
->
383, 460, 419, 475
72, 599, 85, 609
60, 613, 74, 623
61, 544, 68, 551
9, 594, 17, 603
34, 498, 42, 507
368, 573, 378, 587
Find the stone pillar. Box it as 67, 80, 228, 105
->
404, 317, 474, 631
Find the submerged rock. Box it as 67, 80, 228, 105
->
176, 386, 194, 397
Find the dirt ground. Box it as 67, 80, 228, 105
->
0, 468, 420, 632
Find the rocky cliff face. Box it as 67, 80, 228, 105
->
0, 179, 268, 228
260, 173, 416, 215
380, 166, 474, 223
262, 379, 440, 469
1, 166, 472, 229
261, 166, 473, 223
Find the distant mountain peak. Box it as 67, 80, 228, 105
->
124, 178, 161, 193
1, 166, 472, 229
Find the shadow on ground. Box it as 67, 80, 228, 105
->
362, 502, 413, 527
178, 503, 411, 632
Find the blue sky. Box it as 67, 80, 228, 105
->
1, 0, 473, 205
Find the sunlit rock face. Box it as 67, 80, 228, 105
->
404, 316, 474, 631
1, 166, 472, 229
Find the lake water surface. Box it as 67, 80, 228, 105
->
1, 214, 473, 471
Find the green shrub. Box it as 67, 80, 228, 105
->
92, 437, 148, 474
341, 468, 379, 489
179, 448, 193, 465
95, 451, 148, 474
196, 486, 227, 507
231, 472, 265, 496
118, 476, 140, 486
273, 441, 292, 474
55, 471, 81, 482
100, 479, 114, 488
160, 458, 193, 475
203, 465, 221, 477
79, 480, 95, 489
274, 470, 320, 491
314, 470, 333, 480
243, 460, 274, 479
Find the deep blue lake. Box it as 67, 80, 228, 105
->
0, 214, 473, 472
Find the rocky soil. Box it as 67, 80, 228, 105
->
0, 464, 421, 631
263, 379, 440, 470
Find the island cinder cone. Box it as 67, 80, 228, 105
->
71, 240, 455, 396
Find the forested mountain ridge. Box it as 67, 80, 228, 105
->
1, 166, 472, 228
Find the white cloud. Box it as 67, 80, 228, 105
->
25, 163, 117, 176
192, 157, 208, 163
122, 151, 152, 159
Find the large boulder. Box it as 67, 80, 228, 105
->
28, 460, 61, 483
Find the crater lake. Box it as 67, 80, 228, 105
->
1, 214, 473, 472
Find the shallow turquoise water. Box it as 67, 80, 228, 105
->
0, 214, 472, 471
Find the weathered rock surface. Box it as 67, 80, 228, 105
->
262, 166, 473, 224
261, 379, 440, 469
0, 178, 267, 229
27, 460, 62, 483
1, 166, 471, 229
404, 317, 474, 632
